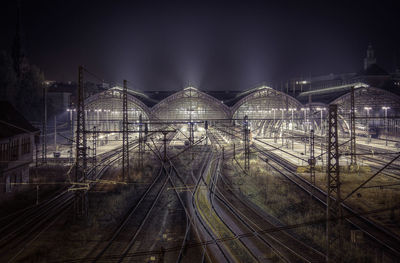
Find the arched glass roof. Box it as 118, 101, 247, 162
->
232, 86, 303, 119
331, 86, 400, 117
151, 87, 231, 120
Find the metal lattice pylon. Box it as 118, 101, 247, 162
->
326, 104, 343, 262
309, 129, 316, 190
74, 65, 88, 217
42, 86, 47, 164
244, 115, 250, 172
122, 80, 129, 181
350, 86, 357, 166
138, 114, 143, 169
92, 126, 97, 177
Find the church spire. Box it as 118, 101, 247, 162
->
364, 44, 376, 70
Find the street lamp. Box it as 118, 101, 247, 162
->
382, 106, 390, 146
316, 107, 326, 135
301, 107, 308, 154
301, 108, 307, 132
66, 108, 75, 163
289, 108, 295, 150
271, 108, 277, 142
364, 107, 372, 143
316, 107, 326, 167
280, 108, 286, 146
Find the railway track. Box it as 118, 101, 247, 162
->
167, 159, 214, 263
0, 143, 136, 263
90, 165, 168, 263
253, 143, 400, 260
209, 128, 400, 260
168, 151, 234, 263
88, 131, 190, 263
213, 164, 326, 263
208, 131, 326, 262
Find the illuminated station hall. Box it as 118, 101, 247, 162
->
2, 48, 400, 263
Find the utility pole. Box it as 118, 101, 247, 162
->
289, 108, 294, 150
144, 123, 148, 153
383, 106, 390, 146
54, 115, 57, 152
122, 80, 129, 181
68, 107, 74, 164
350, 86, 357, 166
189, 121, 194, 160
92, 126, 97, 177
42, 86, 47, 164
326, 104, 343, 262
243, 115, 250, 172
74, 65, 88, 218
205, 120, 208, 146
138, 114, 144, 169
309, 129, 316, 193
162, 131, 168, 162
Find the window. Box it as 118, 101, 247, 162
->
0, 143, 9, 162
21, 136, 31, 155
10, 139, 19, 161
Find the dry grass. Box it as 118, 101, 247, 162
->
298, 165, 400, 236
16, 159, 160, 262
224, 158, 378, 262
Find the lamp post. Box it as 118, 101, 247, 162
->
289, 108, 295, 150
316, 107, 326, 135
67, 108, 75, 164
364, 107, 372, 143
280, 108, 286, 146
301, 108, 307, 132
382, 106, 390, 146
316, 107, 326, 167
301, 108, 308, 154
271, 108, 277, 142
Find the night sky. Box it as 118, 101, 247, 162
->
1, 0, 400, 91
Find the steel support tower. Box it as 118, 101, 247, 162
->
189, 121, 194, 145
309, 129, 316, 188
74, 65, 88, 218
92, 126, 97, 177
243, 115, 250, 172
42, 86, 47, 164
326, 104, 343, 262
350, 86, 357, 166
189, 121, 194, 159
162, 131, 168, 162
122, 79, 129, 181
138, 114, 144, 169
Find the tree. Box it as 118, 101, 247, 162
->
0, 51, 17, 103
0, 50, 45, 121
17, 64, 44, 121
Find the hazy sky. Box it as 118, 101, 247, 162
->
1, 0, 399, 90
